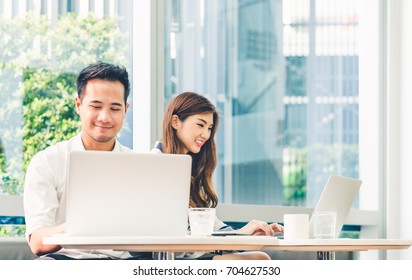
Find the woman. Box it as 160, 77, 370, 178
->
153, 92, 283, 260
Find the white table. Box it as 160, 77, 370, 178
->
265, 238, 412, 259
43, 235, 412, 260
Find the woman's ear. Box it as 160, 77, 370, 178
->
171, 115, 180, 129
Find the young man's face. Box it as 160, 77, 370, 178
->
75, 78, 129, 150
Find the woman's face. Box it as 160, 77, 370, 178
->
173, 113, 214, 154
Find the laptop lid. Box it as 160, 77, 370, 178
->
309, 175, 362, 238
66, 151, 192, 237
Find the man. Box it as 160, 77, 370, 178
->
23, 62, 149, 259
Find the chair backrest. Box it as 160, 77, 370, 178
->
0, 195, 36, 260
0, 195, 25, 225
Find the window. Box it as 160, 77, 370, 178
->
163, 0, 380, 211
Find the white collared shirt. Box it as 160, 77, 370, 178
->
24, 133, 132, 259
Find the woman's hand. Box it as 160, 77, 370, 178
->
236, 220, 284, 236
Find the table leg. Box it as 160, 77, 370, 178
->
157, 252, 175, 260
317, 251, 335, 260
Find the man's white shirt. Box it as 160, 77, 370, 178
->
23, 133, 132, 259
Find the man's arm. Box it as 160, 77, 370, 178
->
28, 223, 66, 256
24, 150, 66, 256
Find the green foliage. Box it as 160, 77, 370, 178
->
51, 13, 128, 72
283, 148, 307, 206
23, 77, 81, 170
21, 68, 81, 169
0, 13, 49, 69
0, 141, 5, 173
0, 226, 26, 237
282, 144, 359, 206
307, 143, 359, 192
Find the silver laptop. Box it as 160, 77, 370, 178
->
66, 151, 192, 237
309, 175, 362, 238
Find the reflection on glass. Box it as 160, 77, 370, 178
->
164, 0, 361, 207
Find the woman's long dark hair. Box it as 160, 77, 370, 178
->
162, 92, 219, 208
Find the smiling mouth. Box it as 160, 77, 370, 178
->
195, 140, 204, 146
95, 124, 114, 129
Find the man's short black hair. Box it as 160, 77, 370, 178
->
76, 62, 130, 104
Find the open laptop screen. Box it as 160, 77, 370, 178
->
309, 175, 362, 238
66, 151, 192, 237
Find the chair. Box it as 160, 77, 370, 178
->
0, 195, 36, 259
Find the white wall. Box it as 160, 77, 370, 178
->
398, 0, 412, 260
386, 0, 412, 260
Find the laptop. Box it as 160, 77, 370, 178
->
308, 175, 362, 238
65, 150, 192, 237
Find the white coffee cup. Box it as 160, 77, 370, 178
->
188, 208, 216, 236
283, 214, 309, 240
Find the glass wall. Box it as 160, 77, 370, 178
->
164, 0, 376, 209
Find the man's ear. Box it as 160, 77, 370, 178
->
171, 115, 180, 129
75, 96, 81, 114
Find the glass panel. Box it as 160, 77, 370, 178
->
164, 0, 378, 209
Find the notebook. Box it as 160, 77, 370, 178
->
65, 150, 192, 237
308, 175, 362, 238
